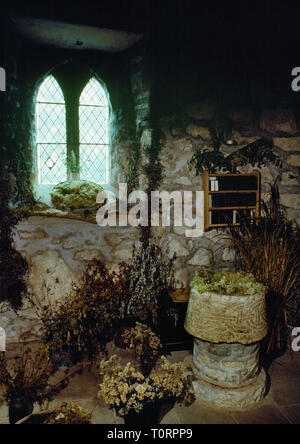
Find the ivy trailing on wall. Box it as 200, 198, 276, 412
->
190, 137, 282, 175
125, 139, 141, 193
143, 128, 164, 192
0, 170, 29, 310
0, 70, 35, 309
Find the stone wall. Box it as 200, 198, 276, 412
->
150, 101, 300, 286
3, 101, 300, 348
1, 217, 140, 347
1, 23, 300, 348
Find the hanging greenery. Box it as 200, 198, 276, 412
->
0, 71, 35, 309
190, 137, 282, 174
125, 139, 141, 193
0, 171, 30, 310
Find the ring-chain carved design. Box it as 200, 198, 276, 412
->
185, 288, 267, 344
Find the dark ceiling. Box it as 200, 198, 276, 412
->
3, 0, 300, 53
3, 0, 300, 107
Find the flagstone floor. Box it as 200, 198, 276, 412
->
1, 344, 300, 425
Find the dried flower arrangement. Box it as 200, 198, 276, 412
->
36, 260, 132, 363
44, 402, 93, 424
126, 240, 172, 325
229, 185, 300, 355
98, 355, 194, 417
122, 322, 163, 376
0, 346, 53, 405
191, 268, 266, 296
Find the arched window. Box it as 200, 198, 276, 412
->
36, 75, 67, 184
79, 78, 109, 183
35, 73, 109, 189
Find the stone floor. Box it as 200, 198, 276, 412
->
1, 344, 300, 424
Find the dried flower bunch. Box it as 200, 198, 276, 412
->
0, 346, 53, 404
98, 355, 154, 416
149, 356, 195, 406
127, 240, 171, 324
44, 402, 93, 424
98, 355, 194, 416
191, 268, 266, 296
39, 260, 132, 362
122, 322, 162, 372
229, 185, 300, 354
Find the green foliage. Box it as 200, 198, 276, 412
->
0, 76, 35, 308
0, 172, 29, 309
190, 138, 282, 174
125, 140, 141, 193
191, 268, 266, 296
143, 128, 164, 191
190, 146, 227, 174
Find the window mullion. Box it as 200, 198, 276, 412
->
66, 95, 80, 180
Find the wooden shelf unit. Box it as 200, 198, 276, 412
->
203, 171, 260, 231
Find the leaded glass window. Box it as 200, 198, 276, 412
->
36, 76, 67, 184
36, 74, 109, 186
79, 78, 109, 184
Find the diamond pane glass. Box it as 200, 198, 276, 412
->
37, 75, 65, 104
79, 78, 109, 183
79, 78, 108, 106
80, 145, 107, 183
36, 76, 67, 184
38, 144, 67, 184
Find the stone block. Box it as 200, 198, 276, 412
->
166, 239, 190, 259
18, 229, 48, 240
186, 124, 211, 139
173, 268, 190, 289
187, 248, 213, 266
273, 137, 300, 152
232, 130, 258, 145
280, 194, 300, 209
222, 248, 236, 262
62, 240, 83, 249
260, 109, 298, 135
74, 249, 103, 261
280, 172, 299, 186
174, 176, 193, 186
193, 338, 260, 388
287, 154, 300, 167
192, 369, 267, 409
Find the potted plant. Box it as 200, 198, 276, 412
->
0, 346, 54, 424
98, 355, 194, 424
122, 322, 163, 376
